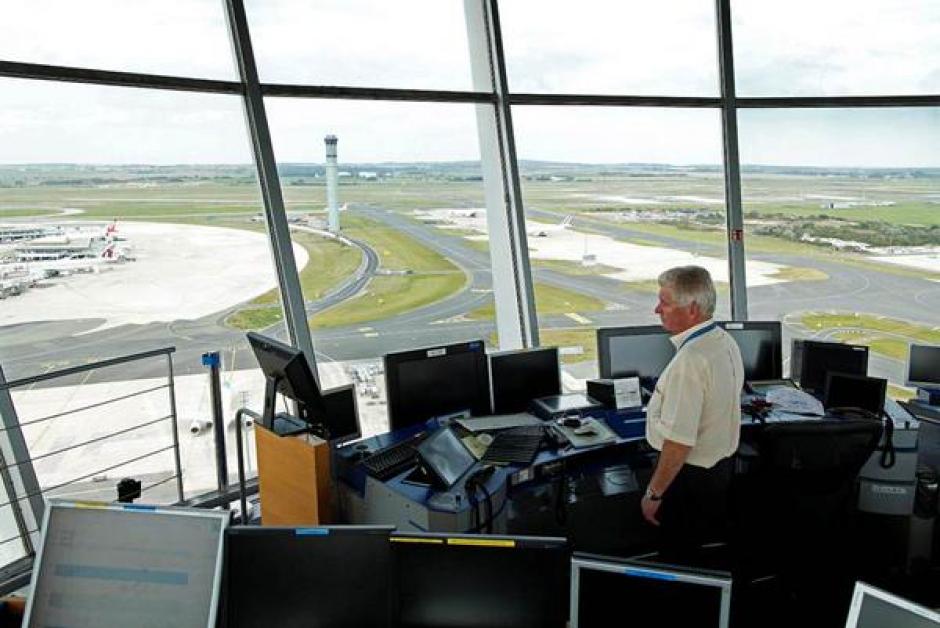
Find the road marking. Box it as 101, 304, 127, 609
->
358, 327, 374, 332
565, 312, 592, 324
363, 332, 379, 338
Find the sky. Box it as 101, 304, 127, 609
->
0, 0, 939, 167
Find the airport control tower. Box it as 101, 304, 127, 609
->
324, 135, 340, 233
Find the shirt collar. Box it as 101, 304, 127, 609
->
669, 318, 715, 349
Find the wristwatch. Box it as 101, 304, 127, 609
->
644, 486, 663, 502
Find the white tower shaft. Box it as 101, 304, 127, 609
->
324, 135, 340, 232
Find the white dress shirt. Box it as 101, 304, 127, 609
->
645, 319, 744, 468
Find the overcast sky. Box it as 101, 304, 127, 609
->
0, 0, 938, 167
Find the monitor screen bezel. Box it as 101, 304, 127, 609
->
907, 344, 940, 388
384, 340, 490, 432
845, 581, 940, 627
716, 320, 783, 381
824, 372, 887, 415
596, 325, 674, 380
798, 340, 869, 395
569, 553, 732, 628
488, 346, 561, 414
24, 499, 229, 628
247, 331, 327, 427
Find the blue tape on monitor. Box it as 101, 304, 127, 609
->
624, 568, 677, 581
295, 528, 330, 536
121, 504, 157, 511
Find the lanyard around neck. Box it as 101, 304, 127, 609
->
677, 322, 717, 352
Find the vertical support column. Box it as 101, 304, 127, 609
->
464, 0, 539, 349
224, 0, 319, 379
716, 0, 749, 320
202, 352, 229, 505
0, 366, 43, 553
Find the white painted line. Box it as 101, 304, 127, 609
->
363, 332, 379, 338
358, 327, 374, 332
565, 312, 592, 324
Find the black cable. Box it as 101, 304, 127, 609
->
879, 411, 896, 469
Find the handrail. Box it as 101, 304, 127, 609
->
0, 346, 176, 390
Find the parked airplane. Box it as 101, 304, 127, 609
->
526, 215, 573, 238
25, 243, 128, 277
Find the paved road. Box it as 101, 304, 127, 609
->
2, 205, 938, 389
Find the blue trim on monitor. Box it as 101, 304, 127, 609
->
624, 568, 677, 581
295, 528, 330, 536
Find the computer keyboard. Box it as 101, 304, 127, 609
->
481, 425, 544, 466
361, 431, 429, 480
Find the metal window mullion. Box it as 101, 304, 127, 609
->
223, 0, 318, 379
716, 0, 748, 320
465, 0, 538, 349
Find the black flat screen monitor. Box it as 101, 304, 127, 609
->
384, 340, 490, 431
224, 526, 394, 628
489, 347, 561, 414
717, 321, 782, 381
824, 372, 887, 416
322, 384, 361, 445
846, 581, 940, 627
570, 554, 732, 628
596, 326, 674, 387
392, 533, 568, 628
795, 339, 869, 395
247, 332, 327, 431
907, 344, 940, 388
415, 427, 476, 488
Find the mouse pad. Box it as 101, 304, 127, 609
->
553, 419, 617, 449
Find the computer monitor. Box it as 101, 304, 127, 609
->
247, 331, 327, 433
384, 340, 490, 431
23, 500, 229, 628
907, 344, 940, 388
570, 554, 732, 628
596, 325, 674, 388
322, 383, 361, 446
415, 427, 477, 488
489, 346, 561, 414
792, 339, 869, 395
717, 320, 783, 381
845, 581, 940, 628
825, 372, 887, 416
392, 532, 568, 628
224, 525, 394, 628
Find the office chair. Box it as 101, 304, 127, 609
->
732, 418, 883, 627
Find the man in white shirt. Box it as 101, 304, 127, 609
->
641, 266, 744, 562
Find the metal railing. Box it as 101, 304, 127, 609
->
0, 347, 184, 556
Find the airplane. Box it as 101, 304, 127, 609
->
526, 215, 574, 238
23, 243, 129, 277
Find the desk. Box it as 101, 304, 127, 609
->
336, 409, 649, 534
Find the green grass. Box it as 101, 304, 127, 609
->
532, 259, 623, 276
803, 312, 940, 360
310, 273, 466, 328
225, 306, 283, 330
747, 202, 940, 227
251, 233, 361, 305
768, 267, 829, 282
539, 328, 598, 365
0, 209, 59, 218
467, 283, 606, 320
343, 215, 457, 272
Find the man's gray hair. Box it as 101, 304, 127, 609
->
657, 265, 716, 317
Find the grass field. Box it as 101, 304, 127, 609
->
467, 283, 606, 320
250, 234, 361, 305
539, 328, 598, 365
310, 273, 466, 329
802, 312, 940, 360
225, 306, 282, 330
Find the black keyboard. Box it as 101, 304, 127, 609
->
481, 426, 544, 466
361, 431, 429, 480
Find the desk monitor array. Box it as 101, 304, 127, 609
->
384, 340, 491, 432
489, 346, 561, 414
716, 320, 783, 382
224, 525, 394, 628
24, 499, 229, 628
392, 532, 569, 628
792, 339, 869, 395
569, 553, 732, 628
907, 344, 940, 389
825, 372, 888, 417
247, 332, 328, 437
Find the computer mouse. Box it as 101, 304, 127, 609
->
561, 417, 582, 428
573, 424, 597, 436
477, 433, 494, 447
